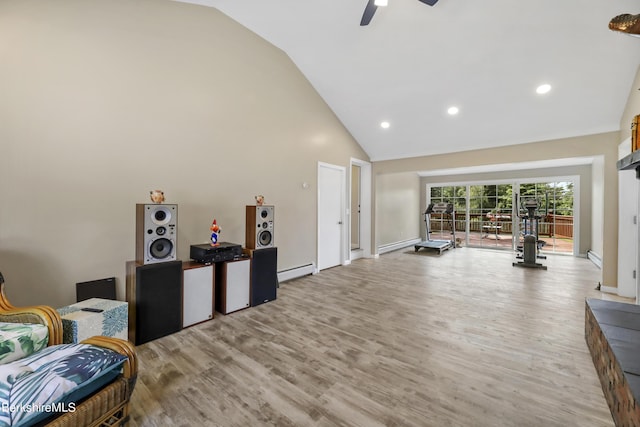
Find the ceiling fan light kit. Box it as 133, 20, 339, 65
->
360, 0, 439, 27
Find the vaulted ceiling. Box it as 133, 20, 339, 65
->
181, 0, 640, 162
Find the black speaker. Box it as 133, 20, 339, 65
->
246, 205, 275, 249
76, 277, 117, 302
136, 204, 177, 265
247, 247, 278, 306
127, 260, 182, 345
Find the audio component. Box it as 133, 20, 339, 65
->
244, 247, 277, 307
215, 258, 250, 314
136, 204, 177, 265
76, 277, 117, 302
126, 260, 182, 345
246, 205, 275, 249
182, 261, 214, 327
190, 242, 242, 263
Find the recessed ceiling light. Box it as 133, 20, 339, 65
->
374, 0, 388, 6
380, 121, 390, 129
447, 106, 459, 116
536, 84, 551, 94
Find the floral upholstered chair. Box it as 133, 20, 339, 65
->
0, 272, 137, 427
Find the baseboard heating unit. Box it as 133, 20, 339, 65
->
278, 263, 316, 283
378, 238, 421, 255
587, 250, 602, 269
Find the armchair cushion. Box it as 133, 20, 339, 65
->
0, 323, 48, 365
0, 343, 127, 427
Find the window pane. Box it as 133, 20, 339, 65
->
442, 186, 455, 199
483, 185, 497, 197
470, 185, 483, 198
484, 197, 497, 210
520, 183, 536, 197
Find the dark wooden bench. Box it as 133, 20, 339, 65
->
585, 298, 640, 426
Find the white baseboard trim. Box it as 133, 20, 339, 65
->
350, 248, 365, 261
342, 259, 351, 266
600, 285, 618, 294
278, 263, 316, 283
587, 250, 602, 269
378, 238, 422, 255
617, 287, 636, 299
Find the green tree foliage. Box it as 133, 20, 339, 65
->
430, 181, 574, 216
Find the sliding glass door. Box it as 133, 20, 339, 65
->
428, 185, 466, 242
468, 184, 514, 249
517, 181, 574, 254
427, 178, 576, 255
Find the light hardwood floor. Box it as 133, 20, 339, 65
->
129, 248, 631, 427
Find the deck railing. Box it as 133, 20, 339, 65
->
428, 213, 574, 238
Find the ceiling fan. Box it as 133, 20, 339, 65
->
360, 0, 439, 26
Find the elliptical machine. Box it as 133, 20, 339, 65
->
512, 195, 547, 270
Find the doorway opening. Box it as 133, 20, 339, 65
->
350, 158, 372, 261
351, 164, 361, 251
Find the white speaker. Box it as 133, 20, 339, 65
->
136, 204, 177, 265
245, 205, 274, 249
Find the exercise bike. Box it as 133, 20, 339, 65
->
512, 196, 547, 270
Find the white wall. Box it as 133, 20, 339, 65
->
375, 172, 421, 248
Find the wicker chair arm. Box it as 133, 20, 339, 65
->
41, 336, 138, 427
0, 291, 64, 346
0, 280, 15, 310
80, 336, 138, 390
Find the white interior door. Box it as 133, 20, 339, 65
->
318, 162, 345, 270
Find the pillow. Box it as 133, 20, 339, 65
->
0, 323, 49, 365
0, 343, 127, 427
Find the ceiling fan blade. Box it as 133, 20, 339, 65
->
418, 0, 439, 5
360, 0, 378, 26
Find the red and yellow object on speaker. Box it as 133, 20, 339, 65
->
210, 219, 221, 246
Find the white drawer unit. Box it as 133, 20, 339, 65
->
182, 262, 214, 327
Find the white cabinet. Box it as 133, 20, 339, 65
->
216, 258, 250, 314
182, 262, 214, 327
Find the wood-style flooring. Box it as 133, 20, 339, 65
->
129, 248, 631, 427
